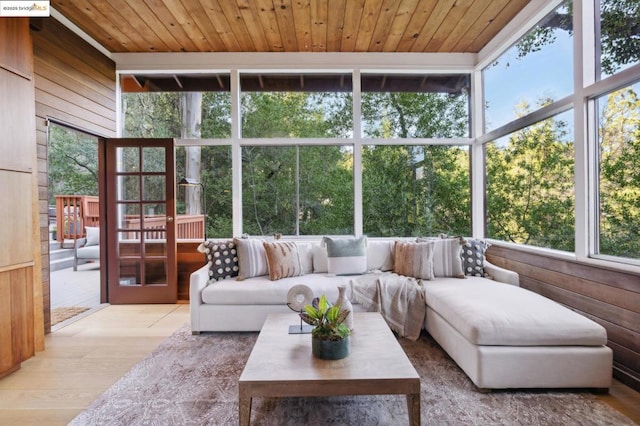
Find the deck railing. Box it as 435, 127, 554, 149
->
55, 195, 205, 243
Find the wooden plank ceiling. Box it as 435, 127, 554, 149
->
51, 0, 531, 54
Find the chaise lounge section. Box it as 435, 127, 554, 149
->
189, 237, 612, 391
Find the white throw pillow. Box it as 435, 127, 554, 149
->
85, 226, 100, 246
322, 236, 367, 275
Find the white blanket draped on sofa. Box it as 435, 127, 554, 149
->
350, 272, 425, 340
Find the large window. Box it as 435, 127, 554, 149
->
241, 145, 353, 236
240, 74, 352, 138
598, 0, 640, 79
483, 1, 573, 132
363, 145, 470, 237
361, 74, 470, 138
486, 110, 575, 251
596, 82, 640, 259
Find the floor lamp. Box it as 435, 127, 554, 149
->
178, 177, 207, 240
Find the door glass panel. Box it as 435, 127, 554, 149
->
117, 176, 140, 201
143, 147, 165, 172
143, 175, 165, 201
118, 258, 140, 286
117, 232, 140, 254
145, 260, 167, 284
117, 147, 140, 172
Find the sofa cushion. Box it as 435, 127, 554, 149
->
393, 241, 435, 280
203, 240, 239, 281
85, 226, 100, 246
323, 236, 367, 275
263, 241, 303, 281
76, 245, 100, 259
424, 279, 607, 346
417, 237, 465, 278
367, 240, 394, 271
234, 237, 269, 280
461, 238, 490, 277
296, 242, 315, 274
201, 273, 354, 305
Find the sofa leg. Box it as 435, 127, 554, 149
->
476, 387, 492, 394
592, 387, 609, 395
192, 331, 201, 335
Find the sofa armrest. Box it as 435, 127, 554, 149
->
190, 263, 210, 334
485, 262, 519, 286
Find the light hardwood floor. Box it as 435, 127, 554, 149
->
0, 304, 638, 425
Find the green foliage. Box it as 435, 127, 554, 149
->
300, 295, 351, 341
486, 102, 575, 251
48, 124, 98, 203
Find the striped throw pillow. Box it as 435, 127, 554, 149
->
393, 240, 435, 280
233, 237, 269, 280
263, 241, 304, 281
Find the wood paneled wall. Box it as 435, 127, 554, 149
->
31, 18, 116, 332
178, 242, 207, 301
486, 245, 640, 391
0, 18, 43, 378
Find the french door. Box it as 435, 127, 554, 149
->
105, 138, 176, 303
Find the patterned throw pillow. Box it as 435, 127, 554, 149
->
322, 236, 368, 275
462, 239, 490, 277
416, 236, 466, 278
203, 240, 239, 281
393, 241, 435, 280
233, 237, 269, 280
263, 241, 304, 281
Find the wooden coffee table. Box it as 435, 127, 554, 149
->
238, 312, 421, 425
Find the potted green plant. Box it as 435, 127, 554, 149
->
300, 294, 351, 360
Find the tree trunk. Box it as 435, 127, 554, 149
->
180, 92, 202, 216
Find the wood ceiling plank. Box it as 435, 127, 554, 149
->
467, 0, 530, 52
355, 0, 383, 52
100, 0, 171, 51
291, 0, 313, 52
141, 0, 200, 51
326, 0, 346, 52
217, 0, 260, 52
198, 0, 241, 51
99, 0, 184, 51
426, 0, 476, 52
85, 0, 163, 52
394, 0, 437, 52
235, 0, 271, 51
367, 0, 402, 52
450, 0, 510, 53
310, 0, 329, 52
410, 0, 457, 52
52, 1, 143, 52
381, 0, 420, 52
273, 0, 299, 51
158, 0, 216, 51
254, 0, 285, 51
340, 0, 365, 52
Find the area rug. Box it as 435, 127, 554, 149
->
51, 307, 90, 326
70, 325, 633, 425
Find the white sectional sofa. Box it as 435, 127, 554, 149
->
189, 237, 612, 390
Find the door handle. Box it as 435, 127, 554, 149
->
166, 216, 174, 222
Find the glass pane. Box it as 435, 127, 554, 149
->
144, 217, 166, 240
117, 204, 140, 232
176, 145, 232, 238
299, 146, 354, 235
118, 232, 140, 252
362, 74, 470, 138
121, 82, 231, 138
596, 82, 640, 259
145, 260, 167, 284
145, 241, 167, 256
117, 176, 140, 201
242, 146, 296, 235
486, 110, 575, 251
599, 0, 640, 79
143, 147, 165, 172
117, 147, 140, 172
118, 259, 140, 286
143, 175, 165, 201
483, 1, 573, 132
362, 145, 470, 237
240, 73, 353, 138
